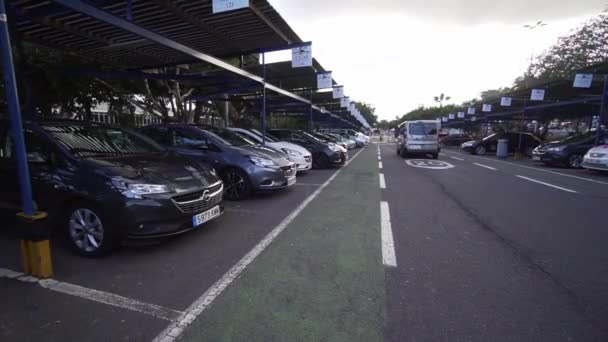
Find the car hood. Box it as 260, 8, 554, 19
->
266, 142, 311, 156
586, 145, 608, 155
233, 145, 293, 167
462, 140, 479, 146
84, 152, 220, 192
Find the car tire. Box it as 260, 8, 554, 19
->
524, 146, 535, 157
567, 154, 583, 169
474, 145, 486, 155
65, 202, 116, 257
222, 168, 252, 201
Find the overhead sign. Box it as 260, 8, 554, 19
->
317, 72, 332, 89
530, 89, 545, 101
292, 44, 312, 68
332, 86, 344, 99
442, 117, 448, 122
448, 113, 455, 120
341, 97, 350, 108
467, 107, 476, 115
212, 0, 249, 13
573, 73, 593, 88
500, 97, 512, 106
457, 112, 465, 118
482, 104, 492, 112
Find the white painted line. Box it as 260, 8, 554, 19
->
380, 202, 397, 267
379, 162, 383, 169
293, 183, 323, 186
450, 156, 465, 161
152, 148, 366, 342
515, 175, 578, 193
379, 173, 386, 189
474, 163, 497, 171
0, 268, 182, 321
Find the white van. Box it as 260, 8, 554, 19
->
395, 120, 441, 159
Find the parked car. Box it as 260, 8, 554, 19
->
582, 144, 608, 172
532, 131, 608, 168
310, 131, 349, 150
439, 134, 472, 147
269, 129, 347, 168
322, 129, 368, 147
229, 127, 312, 172
0, 120, 224, 256
462, 132, 541, 156
139, 125, 296, 201
325, 132, 356, 150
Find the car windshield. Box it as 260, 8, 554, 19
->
200, 126, 255, 146
42, 124, 164, 158
482, 133, 499, 141
248, 129, 279, 143
408, 123, 438, 136
299, 131, 322, 142
559, 132, 595, 144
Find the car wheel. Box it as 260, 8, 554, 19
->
524, 146, 535, 157
66, 203, 115, 257
222, 168, 252, 201
567, 154, 583, 169
474, 145, 486, 155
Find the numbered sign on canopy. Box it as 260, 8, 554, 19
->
212, 0, 249, 13
317, 72, 332, 89
500, 97, 512, 107
448, 113, 455, 120
573, 73, 593, 88
530, 89, 545, 101
332, 86, 344, 99
442, 117, 448, 122
341, 97, 350, 108
292, 44, 312, 68
482, 104, 492, 112
349, 103, 356, 112
457, 112, 465, 118
467, 107, 476, 115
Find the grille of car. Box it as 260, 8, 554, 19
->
281, 165, 296, 177
171, 182, 223, 214
590, 153, 606, 158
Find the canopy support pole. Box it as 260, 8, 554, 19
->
309, 90, 313, 131
262, 52, 266, 145
596, 75, 608, 145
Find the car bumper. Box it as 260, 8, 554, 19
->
248, 164, 297, 190
292, 155, 312, 171
582, 159, 608, 170
330, 151, 348, 165
539, 151, 567, 164
405, 144, 439, 154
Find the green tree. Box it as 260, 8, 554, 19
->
433, 93, 451, 107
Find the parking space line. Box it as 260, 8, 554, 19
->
380, 202, 397, 267
379, 162, 383, 169
474, 163, 498, 171
450, 156, 465, 161
294, 183, 323, 187
515, 175, 578, 193
152, 147, 366, 342
379, 173, 386, 189
0, 268, 183, 321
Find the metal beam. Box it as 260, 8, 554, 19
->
248, 2, 292, 44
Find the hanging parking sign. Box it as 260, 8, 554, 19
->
500, 97, 512, 106
530, 89, 545, 101
457, 112, 465, 118
332, 86, 344, 99
573, 73, 593, 88
482, 104, 492, 112
442, 117, 448, 122
317, 72, 332, 89
292, 44, 312, 68
448, 113, 455, 120
341, 97, 350, 107
212, 0, 249, 13
467, 107, 476, 115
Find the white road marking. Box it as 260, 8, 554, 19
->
379, 173, 386, 189
380, 201, 397, 267
152, 148, 366, 342
379, 162, 383, 169
474, 163, 498, 171
0, 268, 182, 321
293, 183, 323, 186
515, 175, 578, 193
450, 156, 465, 161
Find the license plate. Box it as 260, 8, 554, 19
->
533, 156, 541, 161
287, 177, 296, 186
409, 145, 421, 150
192, 206, 221, 227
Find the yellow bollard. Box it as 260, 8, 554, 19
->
17, 211, 53, 278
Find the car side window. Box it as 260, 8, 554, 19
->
290, 133, 307, 143
141, 127, 171, 146
173, 129, 207, 148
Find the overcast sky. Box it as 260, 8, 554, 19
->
267, 0, 606, 121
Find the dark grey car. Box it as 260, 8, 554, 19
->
139, 125, 297, 200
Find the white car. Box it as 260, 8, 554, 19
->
230, 128, 313, 172
582, 144, 608, 172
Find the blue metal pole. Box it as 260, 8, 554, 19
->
0, 0, 35, 216
262, 52, 266, 145
595, 75, 608, 145
126, 0, 133, 22
309, 89, 313, 131
518, 99, 527, 152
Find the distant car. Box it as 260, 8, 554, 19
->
139, 125, 296, 200
582, 144, 608, 172
310, 131, 350, 150
462, 132, 541, 156
269, 129, 347, 168
325, 132, 356, 150
439, 134, 472, 147
229, 128, 312, 172
532, 131, 607, 168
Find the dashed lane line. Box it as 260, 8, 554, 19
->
379, 173, 386, 189
152, 147, 367, 342
473, 163, 498, 171
379, 162, 383, 169
515, 175, 578, 194
380, 201, 397, 267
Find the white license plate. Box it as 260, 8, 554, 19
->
192, 206, 221, 227
287, 177, 296, 186
409, 145, 421, 150
533, 156, 541, 161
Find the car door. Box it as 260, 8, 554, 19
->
171, 128, 224, 170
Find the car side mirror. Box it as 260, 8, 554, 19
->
27, 151, 48, 164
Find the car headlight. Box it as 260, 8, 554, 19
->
282, 148, 302, 157
250, 156, 277, 168
547, 146, 566, 152
111, 177, 170, 199
328, 143, 341, 152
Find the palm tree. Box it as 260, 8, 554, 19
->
433, 93, 451, 108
